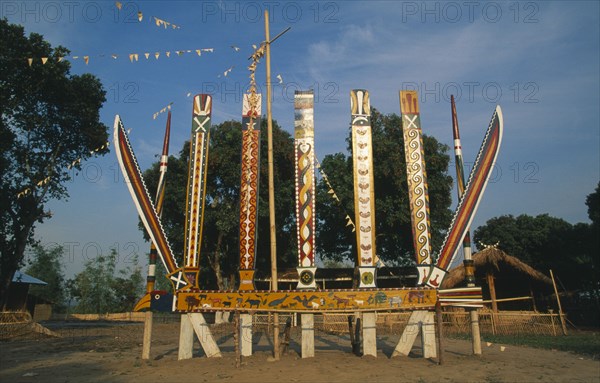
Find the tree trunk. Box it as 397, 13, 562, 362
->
208, 232, 231, 324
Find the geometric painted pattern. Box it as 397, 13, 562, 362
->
427, 106, 504, 288
350, 89, 377, 288
238, 94, 262, 290
294, 90, 317, 289
184, 94, 212, 269
399, 91, 433, 285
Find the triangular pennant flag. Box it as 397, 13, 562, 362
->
167, 104, 172, 110
328, 189, 335, 195
41, 57, 48, 64
115, 1, 122, 10
177, 50, 183, 56
58, 57, 64, 62
203, 48, 214, 53
72, 56, 79, 60
137, 11, 143, 22
153, 113, 158, 120
28, 58, 33, 66
154, 17, 161, 26
187, 92, 191, 97
196, 50, 201, 56
84, 56, 89, 65
112, 54, 118, 59
164, 21, 170, 29
166, 51, 171, 57
129, 54, 135, 62
144, 53, 150, 59
155, 52, 160, 59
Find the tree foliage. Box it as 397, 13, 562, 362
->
25, 244, 66, 312
316, 108, 453, 266
68, 249, 143, 313
474, 194, 599, 291
141, 119, 296, 290
0, 19, 109, 306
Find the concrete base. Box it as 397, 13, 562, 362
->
301, 313, 315, 358
362, 312, 377, 357
392, 310, 436, 359
240, 313, 253, 357
178, 313, 222, 360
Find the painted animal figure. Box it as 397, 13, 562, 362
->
407, 291, 426, 304
185, 296, 201, 310
388, 296, 403, 307
332, 296, 350, 307
293, 294, 318, 309
222, 301, 232, 308
268, 294, 290, 307
245, 298, 261, 308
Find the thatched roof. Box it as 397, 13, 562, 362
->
441, 247, 552, 289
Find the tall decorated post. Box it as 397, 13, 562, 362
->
350, 89, 377, 288
399, 90, 433, 285
238, 93, 262, 291
182, 94, 212, 289
451, 94, 483, 355
294, 90, 317, 289
427, 106, 504, 287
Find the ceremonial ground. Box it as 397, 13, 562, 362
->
1, 321, 597, 383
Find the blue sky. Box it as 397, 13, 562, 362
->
5, 1, 599, 277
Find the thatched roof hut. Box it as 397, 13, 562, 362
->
442, 246, 553, 311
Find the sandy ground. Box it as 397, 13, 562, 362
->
0, 320, 598, 383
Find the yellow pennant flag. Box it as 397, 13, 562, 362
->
28, 58, 33, 66
144, 53, 150, 59
41, 57, 48, 64
58, 57, 64, 62
155, 52, 160, 59
84, 56, 89, 65
154, 17, 161, 26
166, 51, 171, 57
115, 1, 122, 10
196, 50, 201, 56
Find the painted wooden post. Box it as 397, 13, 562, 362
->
301, 313, 315, 358
362, 312, 377, 357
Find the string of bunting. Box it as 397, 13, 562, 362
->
314, 155, 356, 232
25, 48, 214, 67
16, 142, 110, 199
115, 1, 182, 29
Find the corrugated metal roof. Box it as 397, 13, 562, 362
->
11, 270, 47, 285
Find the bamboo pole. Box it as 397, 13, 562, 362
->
264, 10, 280, 360
436, 301, 444, 365
486, 272, 498, 313
549, 269, 567, 335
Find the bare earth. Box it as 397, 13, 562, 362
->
1, 321, 598, 383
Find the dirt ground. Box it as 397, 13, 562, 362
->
0, 320, 598, 383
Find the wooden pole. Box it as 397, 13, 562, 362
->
264, 9, 279, 360
549, 269, 567, 335
486, 272, 498, 313
436, 301, 444, 365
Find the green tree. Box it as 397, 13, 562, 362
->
68, 249, 144, 313
473, 213, 598, 291
25, 244, 66, 312
316, 108, 453, 266
68, 250, 117, 314
0, 20, 109, 307
141, 119, 296, 290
